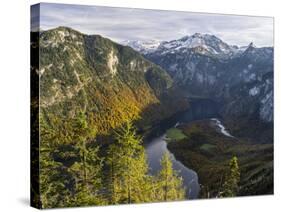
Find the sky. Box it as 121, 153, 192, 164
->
32, 3, 274, 47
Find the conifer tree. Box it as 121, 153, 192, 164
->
39, 115, 73, 208
107, 121, 152, 204
221, 156, 240, 197
156, 152, 185, 201
69, 111, 105, 206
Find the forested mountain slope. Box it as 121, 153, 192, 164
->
38, 27, 188, 136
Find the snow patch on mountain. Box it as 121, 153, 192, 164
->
122, 40, 161, 54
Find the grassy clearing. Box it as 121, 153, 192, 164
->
166, 128, 187, 141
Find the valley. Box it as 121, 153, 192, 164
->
33, 26, 273, 208
144, 96, 273, 199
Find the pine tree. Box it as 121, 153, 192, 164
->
221, 156, 240, 197
156, 152, 185, 201
107, 121, 153, 204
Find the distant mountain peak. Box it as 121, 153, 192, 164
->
247, 42, 256, 49
243, 42, 258, 55
178, 33, 216, 42
122, 39, 161, 54
188, 33, 221, 40
193, 32, 202, 36
51, 26, 80, 34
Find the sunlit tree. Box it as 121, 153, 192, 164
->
221, 156, 240, 197
107, 121, 152, 204
156, 152, 186, 201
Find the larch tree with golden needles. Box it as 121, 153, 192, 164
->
156, 152, 186, 201
107, 121, 153, 204
221, 156, 240, 197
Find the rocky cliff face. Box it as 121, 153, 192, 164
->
38, 27, 188, 135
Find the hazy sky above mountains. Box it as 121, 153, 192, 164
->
33, 3, 274, 47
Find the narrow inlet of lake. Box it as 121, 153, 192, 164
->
145, 133, 200, 199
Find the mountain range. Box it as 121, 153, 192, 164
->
124, 33, 273, 143
123, 33, 250, 57
38, 27, 273, 143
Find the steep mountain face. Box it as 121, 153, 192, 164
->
39, 27, 188, 135
221, 45, 273, 121
140, 34, 273, 142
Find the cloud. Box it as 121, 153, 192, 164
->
36, 3, 273, 47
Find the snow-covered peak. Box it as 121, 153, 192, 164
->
154, 33, 237, 57
122, 40, 161, 54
